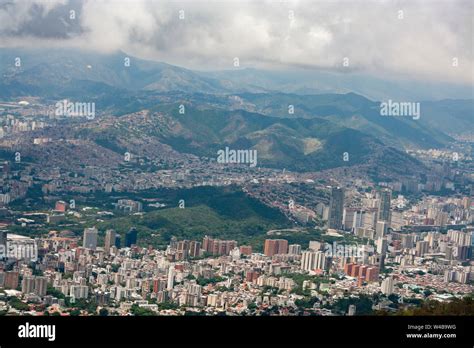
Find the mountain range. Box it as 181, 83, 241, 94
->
1, 48, 472, 176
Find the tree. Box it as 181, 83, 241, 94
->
99, 308, 109, 316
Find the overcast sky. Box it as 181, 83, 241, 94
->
0, 0, 472, 85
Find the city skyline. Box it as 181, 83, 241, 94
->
0, 1, 472, 346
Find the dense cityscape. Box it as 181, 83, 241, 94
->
0, 4, 472, 344
0, 112, 472, 316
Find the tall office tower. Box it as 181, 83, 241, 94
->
377, 189, 392, 222
376, 238, 388, 255
288, 244, 302, 255
83, 227, 98, 250
375, 221, 389, 239
0, 230, 6, 260
328, 186, 344, 230
125, 227, 138, 247
343, 208, 361, 231
104, 229, 116, 254
114, 234, 121, 248
0, 230, 7, 249
381, 276, 394, 295
21, 276, 35, 294
264, 239, 288, 257
167, 266, 175, 290
301, 250, 329, 272
34, 276, 48, 296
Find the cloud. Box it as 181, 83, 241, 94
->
0, 0, 472, 84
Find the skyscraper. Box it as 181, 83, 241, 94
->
114, 234, 121, 248
125, 227, 138, 247
167, 266, 174, 290
0, 231, 7, 260
83, 227, 98, 250
375, 221, 388, 239
376, 238, 388, 255
378, 189, 392, 222
328, 186, 344, 230
104, 229, 116, 254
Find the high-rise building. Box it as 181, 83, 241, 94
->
177, 240, 190, 260
114, 234, 121, 248
34, 276, 48, 296
263, 239, 288, 257
375, 221, 388, 239
415, 241, 429, 257
167, 266, 175, 290
328, 187, 344, 230
153, 277, 167, 293
288, 244, 302, 255
365, 267, 379, 282
344, 263, 354, 276
376, 238, 388, 255
401, 234, 414, 249
83, 227, 98, 250
104, 229, 116, 254
343, 208, 362, 231
4, 271, 19, 289
125, 227, 138, 247
351, 264, 361, 277
301, 250, 329, 272
239, 245, 252, 255
448, 230, 472, 246
381, 276, 394, 295
70, 285, 88, 299
189, 241, 202, 258
377, 189, 391, 222
170, 236, 178, 250
308, 241, 324, 251
21, 276, 35, 294
0, 231, 7, 259
202, 236, 237, 256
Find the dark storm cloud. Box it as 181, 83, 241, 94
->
0, 0, 472, 83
